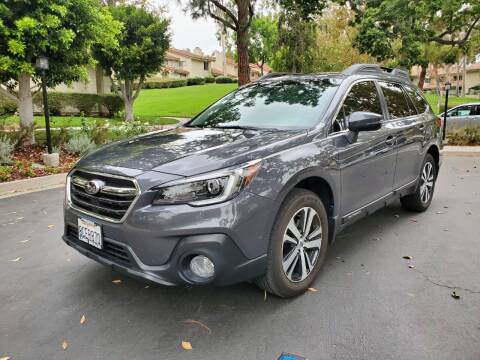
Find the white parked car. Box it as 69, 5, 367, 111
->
442, 103, 480, 131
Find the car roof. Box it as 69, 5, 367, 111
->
255, 64, 414, 86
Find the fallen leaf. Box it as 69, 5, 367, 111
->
144, 285, 150, 289
402, 256, 413, 260
409, 219, 418, 223
408, 265, 415, 269
443, 229, 449, 232
436, 211, 444, 214
62, 340, 68, 350
394, 214, 400, 219
19, 239, 29, 243
443, 206, 449, 209
80, 314, 86, 324
264, 290, 267, 301
451, 291, 460, 300
47, 225, 54, 228
182, 319, 212, 334
372, 237, 380, 241
308, 287, 318, 292
17, 217, 24, 220
9, 257, 21, 262
66, 258, 71, 262
181, 341, 193, 350
112, 279, 122, 284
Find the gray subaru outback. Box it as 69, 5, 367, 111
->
63, 64, 442, 297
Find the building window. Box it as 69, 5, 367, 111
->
204, 61, 209, 71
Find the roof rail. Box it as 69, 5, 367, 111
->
343, 64, 411, 81
254, 72, 299, 81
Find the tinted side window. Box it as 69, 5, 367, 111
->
332, 81, 382, 132
448, 105, 472, 117
379, 82, 412, 119
472, 105, 480, 116
404, 85, 429, 114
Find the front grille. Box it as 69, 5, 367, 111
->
66, 225, 132, 266
69, 170, 138, 222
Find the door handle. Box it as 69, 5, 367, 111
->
385, 136, 395, 146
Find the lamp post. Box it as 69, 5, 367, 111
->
443, 81, 451, 141
35, 56, 52, 154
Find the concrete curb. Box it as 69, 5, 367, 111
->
0, 173, 67, 199
442, 146, 480, 157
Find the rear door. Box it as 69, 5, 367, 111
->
378, 81, 424, 188
333, 80, 397, 216
446, 105, 476, 131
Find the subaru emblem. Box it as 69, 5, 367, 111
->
84, 179, 104, 195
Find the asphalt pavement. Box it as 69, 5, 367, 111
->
1, 156, 479, 360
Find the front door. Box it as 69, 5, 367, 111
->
332, 80, 397, 217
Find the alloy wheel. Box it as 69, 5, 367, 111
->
282, 207, 322, 282
420, 162, 434, 203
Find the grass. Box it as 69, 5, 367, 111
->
424, 93, 479, 114
1, 115, 177, 128
134, 83, 237, 118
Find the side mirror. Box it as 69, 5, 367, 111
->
348, 111, 382, 132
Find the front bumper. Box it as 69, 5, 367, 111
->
63, 189, 275, 286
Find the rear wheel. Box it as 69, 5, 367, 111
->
255, 189, 329, 298
400, 153, 436, 212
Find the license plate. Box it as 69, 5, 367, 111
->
78, 218, 102, 249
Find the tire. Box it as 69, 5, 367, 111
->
255, 188, 329, 298
400, 153, 437, 212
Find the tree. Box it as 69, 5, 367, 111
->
185, 0, 255, 85
314, 5, 372, 72
94, 5, 170, 122
346, 0, 480, 88
271, 0, 327, 73
248, 16, 277, 75
0, 0, 120, 145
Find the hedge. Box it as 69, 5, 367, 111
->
205, 76, 215, 83
32, 92, 124, 117
187, 77, 206, 86
215, 76, 234, 84
143, 79, 187, 89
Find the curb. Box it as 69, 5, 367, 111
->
0, 173, 67, 199
441, 146, 480, 157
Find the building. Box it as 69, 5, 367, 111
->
411, 61, 480, 95
211, 50, 271, 80
53, 65, 112, 94
155, 47, 216, 80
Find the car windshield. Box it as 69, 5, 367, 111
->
188, 78, 341, 130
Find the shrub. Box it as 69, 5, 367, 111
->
65, 133, 96, 155
204, 76, 215, 83
0, 165, 12, 182
0, 96, 17, 116
187, 77, 205, 86
33, 92, 123, 116
101, 94, 124, 117
0, 135, 16, 165
447, 127, 480, 146
215, 76, 233, 84
143, 79, 187, 89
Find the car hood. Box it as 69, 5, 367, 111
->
76, 127, 308, 176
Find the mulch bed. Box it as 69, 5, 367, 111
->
1, 145, 79, 182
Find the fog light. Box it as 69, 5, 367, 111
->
190, 255, 215, 278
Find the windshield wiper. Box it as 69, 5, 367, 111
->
212, 125, 261, 130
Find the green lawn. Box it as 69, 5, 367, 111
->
1, 115, 177, 128
424, 93, 479, 114
134, 83, 237, 118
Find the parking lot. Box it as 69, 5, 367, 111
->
1, 155, 479, 360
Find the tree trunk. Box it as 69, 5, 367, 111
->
462, 55, 467, 97
260, 59, 265, 76
417, 66, 426, 90
18, 73, 35, 145
123, 80, 134, 122
236, 0, 250, 85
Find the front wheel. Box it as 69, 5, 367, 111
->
400, 153, 437, 212
255, 189, 329, 298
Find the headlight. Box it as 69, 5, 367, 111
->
152, 159, 262, 206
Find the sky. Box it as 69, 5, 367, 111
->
156, 0, 220, 54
